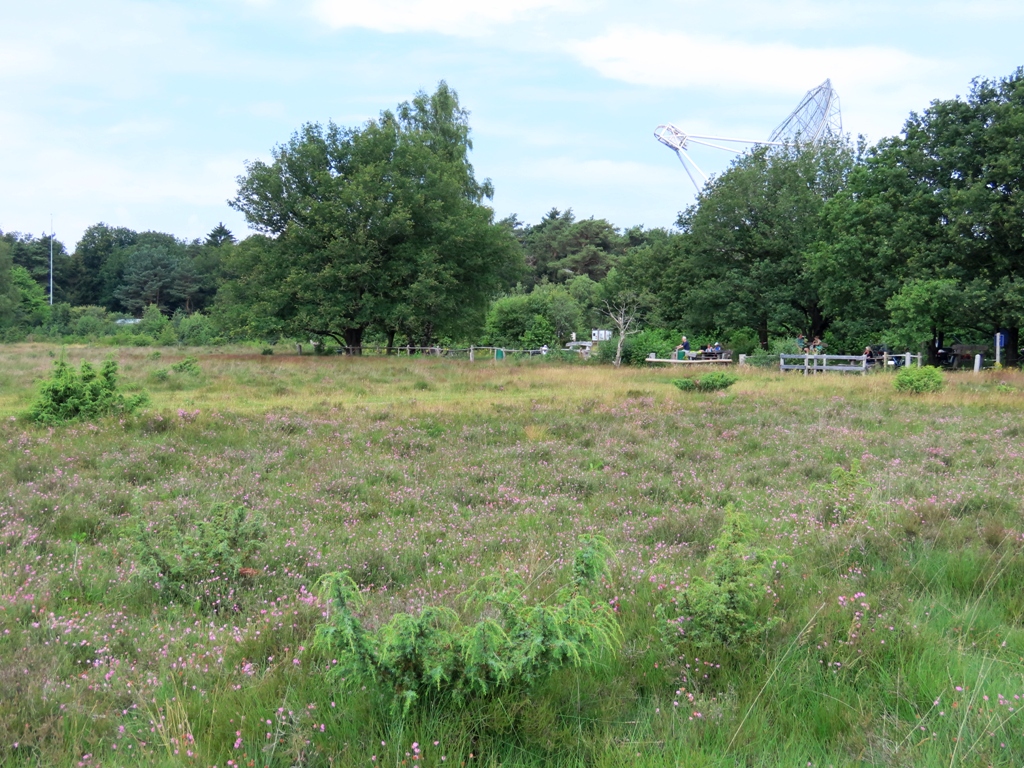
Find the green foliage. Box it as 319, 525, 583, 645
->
484, 283, 583, 348
139, 303, 169, 336
11, 264, 50, 326
115, 248, 182, 314
657, 508, 782, 650
515, 208, 631, 287
316, 536, 620, 715
0, 239, 20, 329
170, 356, 201, 375
176, 312, 219, 345
894, 365, 944, 393
818, 459, 869, 524
520, 314, 555, 349
29, 359, 149, 424
134, 504, 266, 606
672, 371, 737, 392
224, 82, 523, 350
675, 140, 854, 349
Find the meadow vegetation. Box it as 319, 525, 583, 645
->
1, 344, 1023, 766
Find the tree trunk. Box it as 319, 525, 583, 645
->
344, 327, 364, 355
386, 329, 396, 356
1005, 326, 1019, 368
614, 334, 625, 367
419, 321, 434, 349
809, 304, 828, 341
757, 319, 769, 350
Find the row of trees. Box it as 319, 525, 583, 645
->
2, 71, 1021, 363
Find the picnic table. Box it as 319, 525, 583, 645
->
950, 344, 987, 369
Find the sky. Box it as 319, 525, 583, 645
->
1, 0, 1022, 250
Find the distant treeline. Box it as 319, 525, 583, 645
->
2, 69, 1022, 364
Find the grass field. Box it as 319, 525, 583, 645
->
2, 344, 1024, 767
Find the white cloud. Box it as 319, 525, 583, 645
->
563, 25, 968, 142
310, 0, 580, 36
566, 26, 941, 94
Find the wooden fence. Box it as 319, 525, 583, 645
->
779, 352, 923, 374
294, 344, 582, 361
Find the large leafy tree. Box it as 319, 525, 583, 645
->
812, 68, 1024, 364
64, 224, 139, 308
224, 82, 522, 351
911, 68, 1024, 365
0, 240, 20, 329
0, 231, 71, 302
676, 140, 854, 348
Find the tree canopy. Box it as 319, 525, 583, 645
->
222, 82, 522, 351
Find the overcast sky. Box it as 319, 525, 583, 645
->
2, 0, 1022, 248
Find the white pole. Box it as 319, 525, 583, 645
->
905, 352, 911, 368
974, 354, 982, 373
49, 215, 53, 305
995, 333, 1001, 366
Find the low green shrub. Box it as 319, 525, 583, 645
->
657, 508, 783, 650
894, 365, 944, 393
29, 359, 149, 424
672, 371, 738, 392
315, 536, 621, 715
134, 504, 266, 607
170, 356, 201, 375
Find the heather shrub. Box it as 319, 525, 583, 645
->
894, 365, 943, 393
672, 371, 738, 392
29, 359, 149, 424
315, 536, 621, 714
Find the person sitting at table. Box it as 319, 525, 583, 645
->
863, 346, 876, 366
712, 341, 722, 354
796, 333, 807, 352
810, 336, 822, 353
674, 335, 690, 360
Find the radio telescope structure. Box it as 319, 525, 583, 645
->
655, 79, 842, 191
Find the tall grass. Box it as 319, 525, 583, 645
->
0, 344, 1022, 765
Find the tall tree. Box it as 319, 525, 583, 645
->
65, 224, 139, 308
225, 82, 522, 351
520, 209, 625, 285
205, 223, 236, 247
677, 140, 854, 348
0, 240, 20, 329
114, 246, 181, 314
812, 68, 1024, 363
0, 231, 71, 302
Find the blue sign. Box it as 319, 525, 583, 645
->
998, 332, 1007, 347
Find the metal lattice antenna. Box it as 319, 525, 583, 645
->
655, 79, 843, 191
768, 79, 842, 144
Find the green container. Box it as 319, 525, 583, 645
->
495, 348, 505, 360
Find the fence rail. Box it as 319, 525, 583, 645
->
779, 352, 923, 374
294, 344, 582, 360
